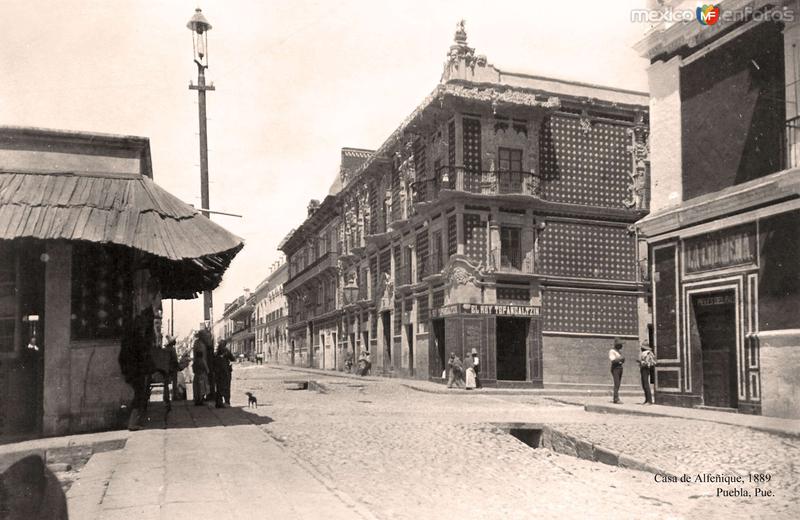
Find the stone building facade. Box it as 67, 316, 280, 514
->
282, 25, 650, 387
222, 292, 255, 358
253, 260, 289, 363
635, 0, 800, 418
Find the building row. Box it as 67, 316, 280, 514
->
215, 259, 289, 364
267, 10, 800, 420
278, 25, 651, 391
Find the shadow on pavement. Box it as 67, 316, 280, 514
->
0, 454, 69, 520
138, 400, 274, 431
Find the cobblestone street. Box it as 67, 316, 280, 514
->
227, 365, 799, 519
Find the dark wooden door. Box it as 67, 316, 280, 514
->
496, 317, 527, 381
692, 291, 738, 408
0, 243, 45, 437
406, 324, 414, 377
382, 311, 391, 368
431, 319, 445, 378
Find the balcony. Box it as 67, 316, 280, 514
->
785, 116, 800, 170
500, 248, 523, 270
411, 165, 543, 204
395, 264, 411, 287
422, 253, 445, 280
285, 250, 338, 293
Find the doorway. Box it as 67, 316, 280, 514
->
496, 317, 528, 381
432, 319, 445, 378
381, 311, 391, 366
406, 324, 414, 376
331, 332, 337, 370
0, 243, 46, 436
691, 290, 738, 408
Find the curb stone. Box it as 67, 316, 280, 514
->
593, 445, 620, 466
539, 425, 674, 478
0, 437, 127, 474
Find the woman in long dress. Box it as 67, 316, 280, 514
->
465, 354, 477, 390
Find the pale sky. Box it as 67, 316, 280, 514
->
0, 0, 652, 338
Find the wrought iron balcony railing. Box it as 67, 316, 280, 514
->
395, 264, 411, 287
500, 248, 523, 270
411, 165, 543, 204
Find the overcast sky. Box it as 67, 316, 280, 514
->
0, 0, 652, 338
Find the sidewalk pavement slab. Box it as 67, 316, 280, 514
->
64, 400, 375, 520
550, 396, 800, 437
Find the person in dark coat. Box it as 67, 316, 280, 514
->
192, 329, 212, 405
214, 340, 236, 408
119, 306, 155, 430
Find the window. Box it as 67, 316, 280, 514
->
498, 148, 523, 194
431, 230, 443, 273
500, 226, 522, 269
498, 148, 522, 171
71, 244, 131, 340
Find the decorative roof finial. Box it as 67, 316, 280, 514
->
454, 20, 467, 45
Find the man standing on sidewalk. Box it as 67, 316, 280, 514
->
608, 338, 625, 404
637, 340, 656, 405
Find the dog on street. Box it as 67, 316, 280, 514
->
245, 392, 258, 408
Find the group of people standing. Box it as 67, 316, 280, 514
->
608, 337, 657, 405
446, 348, 481, 390
191, 329, 236, 408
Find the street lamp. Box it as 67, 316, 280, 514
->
343, 280, 359, 305
187, 8, 212, 67
187, 7, 216, 323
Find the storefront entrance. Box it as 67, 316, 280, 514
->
496, 317, 527, 381
691, 290, 738, 409
432, 319, 445, 378
0, 242, 45, 437
406, 324, 414, 376
381, 311, 391, 368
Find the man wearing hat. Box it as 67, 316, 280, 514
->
637, 340, 656, 405
608, 338, 625, 404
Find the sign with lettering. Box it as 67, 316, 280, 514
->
695, 294, 735, 307
431, 303, 540, 318
684, 224, 756, 274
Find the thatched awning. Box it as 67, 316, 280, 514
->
0, 171, 244, 298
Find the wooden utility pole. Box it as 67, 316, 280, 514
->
190, 67, 215, 323
187, 8, 215, 324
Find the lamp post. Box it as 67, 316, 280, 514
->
187, 8, 216, 323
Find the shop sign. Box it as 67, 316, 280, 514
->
431, 303, 540, 318
695, 294, 735, 307
684, 224, 756, 273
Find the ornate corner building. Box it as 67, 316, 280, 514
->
280, 23, 651, 388
635, 0, 800, 418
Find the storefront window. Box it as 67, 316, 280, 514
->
71, 244, 131, 340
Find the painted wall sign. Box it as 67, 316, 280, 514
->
431, 303, 540, 318
684, 223, 756, 273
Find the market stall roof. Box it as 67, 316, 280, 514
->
0, 170, 244, 298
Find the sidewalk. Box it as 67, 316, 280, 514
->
267, 363, 641, 397
552, 396, 800, 438
0, 429, 129, 474
66, 400, 376, 520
